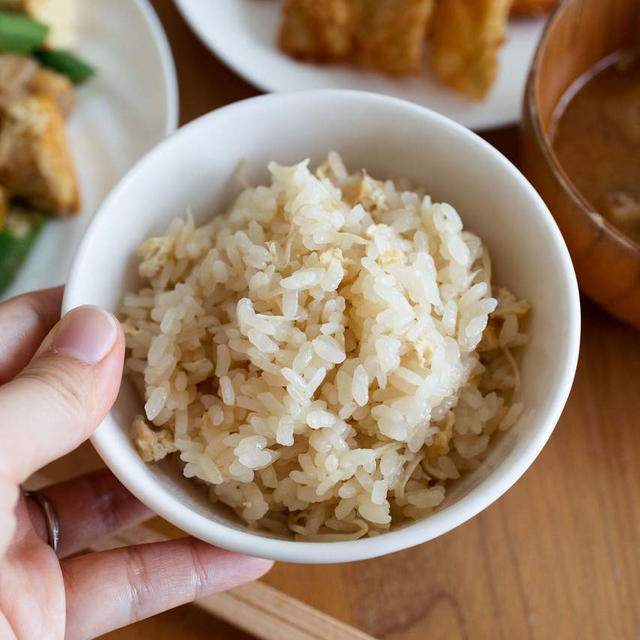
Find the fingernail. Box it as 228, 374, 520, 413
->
52, 306, 118, 364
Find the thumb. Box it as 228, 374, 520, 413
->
0, 305, 124, 484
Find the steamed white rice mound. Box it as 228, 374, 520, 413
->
122, 153, 530, 540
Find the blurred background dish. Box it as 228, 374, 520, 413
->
521, 0, 640, 328
1, 0, 178, 300
173, 0, 548, 130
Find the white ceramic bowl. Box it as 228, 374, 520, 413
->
64, 90, 580, 563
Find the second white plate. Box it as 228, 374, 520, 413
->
3, 0, 179, 300
174, 0, 546, 131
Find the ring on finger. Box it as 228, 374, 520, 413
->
23, 489, 60, 554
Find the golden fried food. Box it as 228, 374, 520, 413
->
430, 0, 513, 100
0, 95, 79, 215
27, 68, 76, 117
511, 0, 557, 15
279, 0, 356, 61
279, 0, 434, 75
278, 0, 519, 96
0, 54, 76, 117
357, 0, 435, 75
0, 54, 38, 110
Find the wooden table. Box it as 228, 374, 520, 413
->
95, 3, 640, 638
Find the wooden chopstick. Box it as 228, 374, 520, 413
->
26, 473, 376, 640
92, 523, 377, 640
197, 581, 376, 640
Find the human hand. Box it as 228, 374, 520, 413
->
0, 288, 272, 640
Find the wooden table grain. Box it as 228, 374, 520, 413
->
96, 3, 640, 638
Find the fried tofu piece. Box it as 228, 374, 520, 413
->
357, 0, 435, 75
0, 94, 79, 215
511, 0, 557, 15
427, 411, 454, 458
279, 0, 356, 61
279, 0, 435, 75
27, 68, 76, 117
0, 54, 38, 108
0, 54, 76, 116
132, 415, 177, 463
430, 0, 513, 99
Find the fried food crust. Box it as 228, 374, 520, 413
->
0, 94, 80, 215
279, 0, 434, 76
357, 0, 435, 75
511, 0, 557, 15
430, 0, 513, 100
279, 0, 356, 61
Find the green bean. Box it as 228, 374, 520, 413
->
0, 208, 46, 294
0, 11, 48, 53
35, 49, 95, 83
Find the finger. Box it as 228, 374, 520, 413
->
0, 305, 124, 483
0, 286, 62, 383
0, 474, 19, 555
62, 539, 273, 640
25, 469, 153, 558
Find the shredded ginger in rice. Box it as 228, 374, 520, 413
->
122, 153, 530, 540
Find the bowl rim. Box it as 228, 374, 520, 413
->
64, 89, 581, 563
523, 0, 640, 254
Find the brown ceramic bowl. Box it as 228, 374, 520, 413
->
521, 0, 640, 328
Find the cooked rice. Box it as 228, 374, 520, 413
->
122, 153, 530, 540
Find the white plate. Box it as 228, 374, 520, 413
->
174, 0, 546, 131
3, 0, 178, 300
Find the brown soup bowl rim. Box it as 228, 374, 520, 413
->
523, 2, 640, 256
